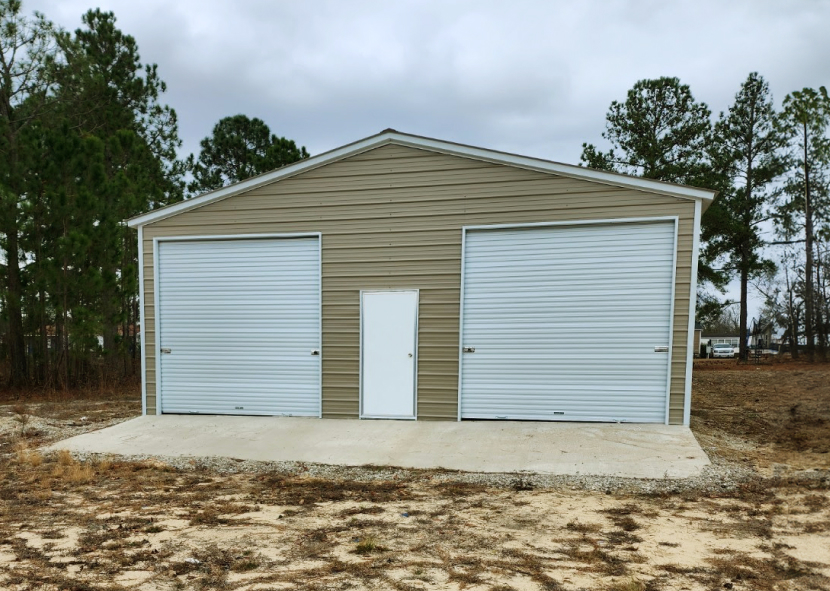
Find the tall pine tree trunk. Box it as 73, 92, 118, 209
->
38, 287, 47, 386
4, 215, 27, 387
785, 265, 800, 359
803, 121, 816, 361
738, 163, 754, 363
739, 263, 749, 361
816, 245, 828, 360
102, 266, 118, 385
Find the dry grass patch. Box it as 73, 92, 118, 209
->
13, 442, 43, 468
338, 504, 386, 517
566, 519, 603, 534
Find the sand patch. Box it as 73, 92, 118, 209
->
115, 569, 155, 585
0, 552, 16, 563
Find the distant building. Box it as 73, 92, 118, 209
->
701, 333, 741, 347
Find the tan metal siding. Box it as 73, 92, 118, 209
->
142, 144, 696, 423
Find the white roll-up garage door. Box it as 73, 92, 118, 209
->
156, 236, 320, 416
460, 220, 676, 423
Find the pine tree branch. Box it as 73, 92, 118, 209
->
767, 239, 807, 245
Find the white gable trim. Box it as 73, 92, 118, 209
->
127, 130, 716, 228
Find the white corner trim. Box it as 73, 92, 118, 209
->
138, 226, 146, 416
126, 131, 716, 228
318, 235, 323, 419
664, 217, 679, 425
152, 237, 162, 416
684, 199, 702, 426
456, 227, 467, 422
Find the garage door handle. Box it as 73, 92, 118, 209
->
654, 346, 669, 352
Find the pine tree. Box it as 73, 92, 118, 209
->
777, 86, 830, 360
55, 9, 183, 377
188, 114, 309, 195
708, 73, 787, 360
580, 77, 712, 185
0, 0, 56, 386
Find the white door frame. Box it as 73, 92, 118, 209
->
152, 232, 323, 417
456, 217, 678, 424
359, 289, 419, 419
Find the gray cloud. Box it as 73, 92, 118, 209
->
26, 0, 829, 164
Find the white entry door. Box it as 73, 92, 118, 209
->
361, 291, 418, 419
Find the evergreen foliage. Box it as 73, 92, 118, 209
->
187, 114, 309, 195
0, 2, 183, 387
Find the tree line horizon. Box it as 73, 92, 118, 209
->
1, 1, 827, 389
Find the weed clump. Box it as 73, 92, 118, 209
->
354, 535, 385, 554
14, 442, 44, 467
45, 450, 94, 484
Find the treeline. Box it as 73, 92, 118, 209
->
2, 1, 828, 391
0, 2, 308, 389
0, 3, 182, 389
581, 76, 830, 361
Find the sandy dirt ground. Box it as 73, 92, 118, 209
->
0, 362, 827, 591
692, 358, 830, 473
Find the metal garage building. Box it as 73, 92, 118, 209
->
127, 130, 714, 425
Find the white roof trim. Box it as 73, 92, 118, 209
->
127, 130, 716, 228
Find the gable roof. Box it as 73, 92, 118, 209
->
127, 129, 717, 228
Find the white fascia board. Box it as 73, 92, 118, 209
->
127, 131, 716, 228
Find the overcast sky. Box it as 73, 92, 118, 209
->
25, 0, 830, 162
23, 0, 830, 322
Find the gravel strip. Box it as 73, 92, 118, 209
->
0, 412, 133, 453
62, 448, 828, 497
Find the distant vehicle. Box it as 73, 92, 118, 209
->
713, 343, 736, 358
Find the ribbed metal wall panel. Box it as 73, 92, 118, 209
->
460, 221, 675, 422
157, 237, 320, 415
142, 144, 697, 422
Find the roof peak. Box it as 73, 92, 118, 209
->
128, 129, 716, 228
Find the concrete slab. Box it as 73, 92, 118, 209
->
47, 416, 710, 479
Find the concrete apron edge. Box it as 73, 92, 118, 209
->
44, 415, 711, 480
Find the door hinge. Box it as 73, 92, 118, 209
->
462, 346, 475, 353
654, 346, 669, 353
160, 348, 171, 354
